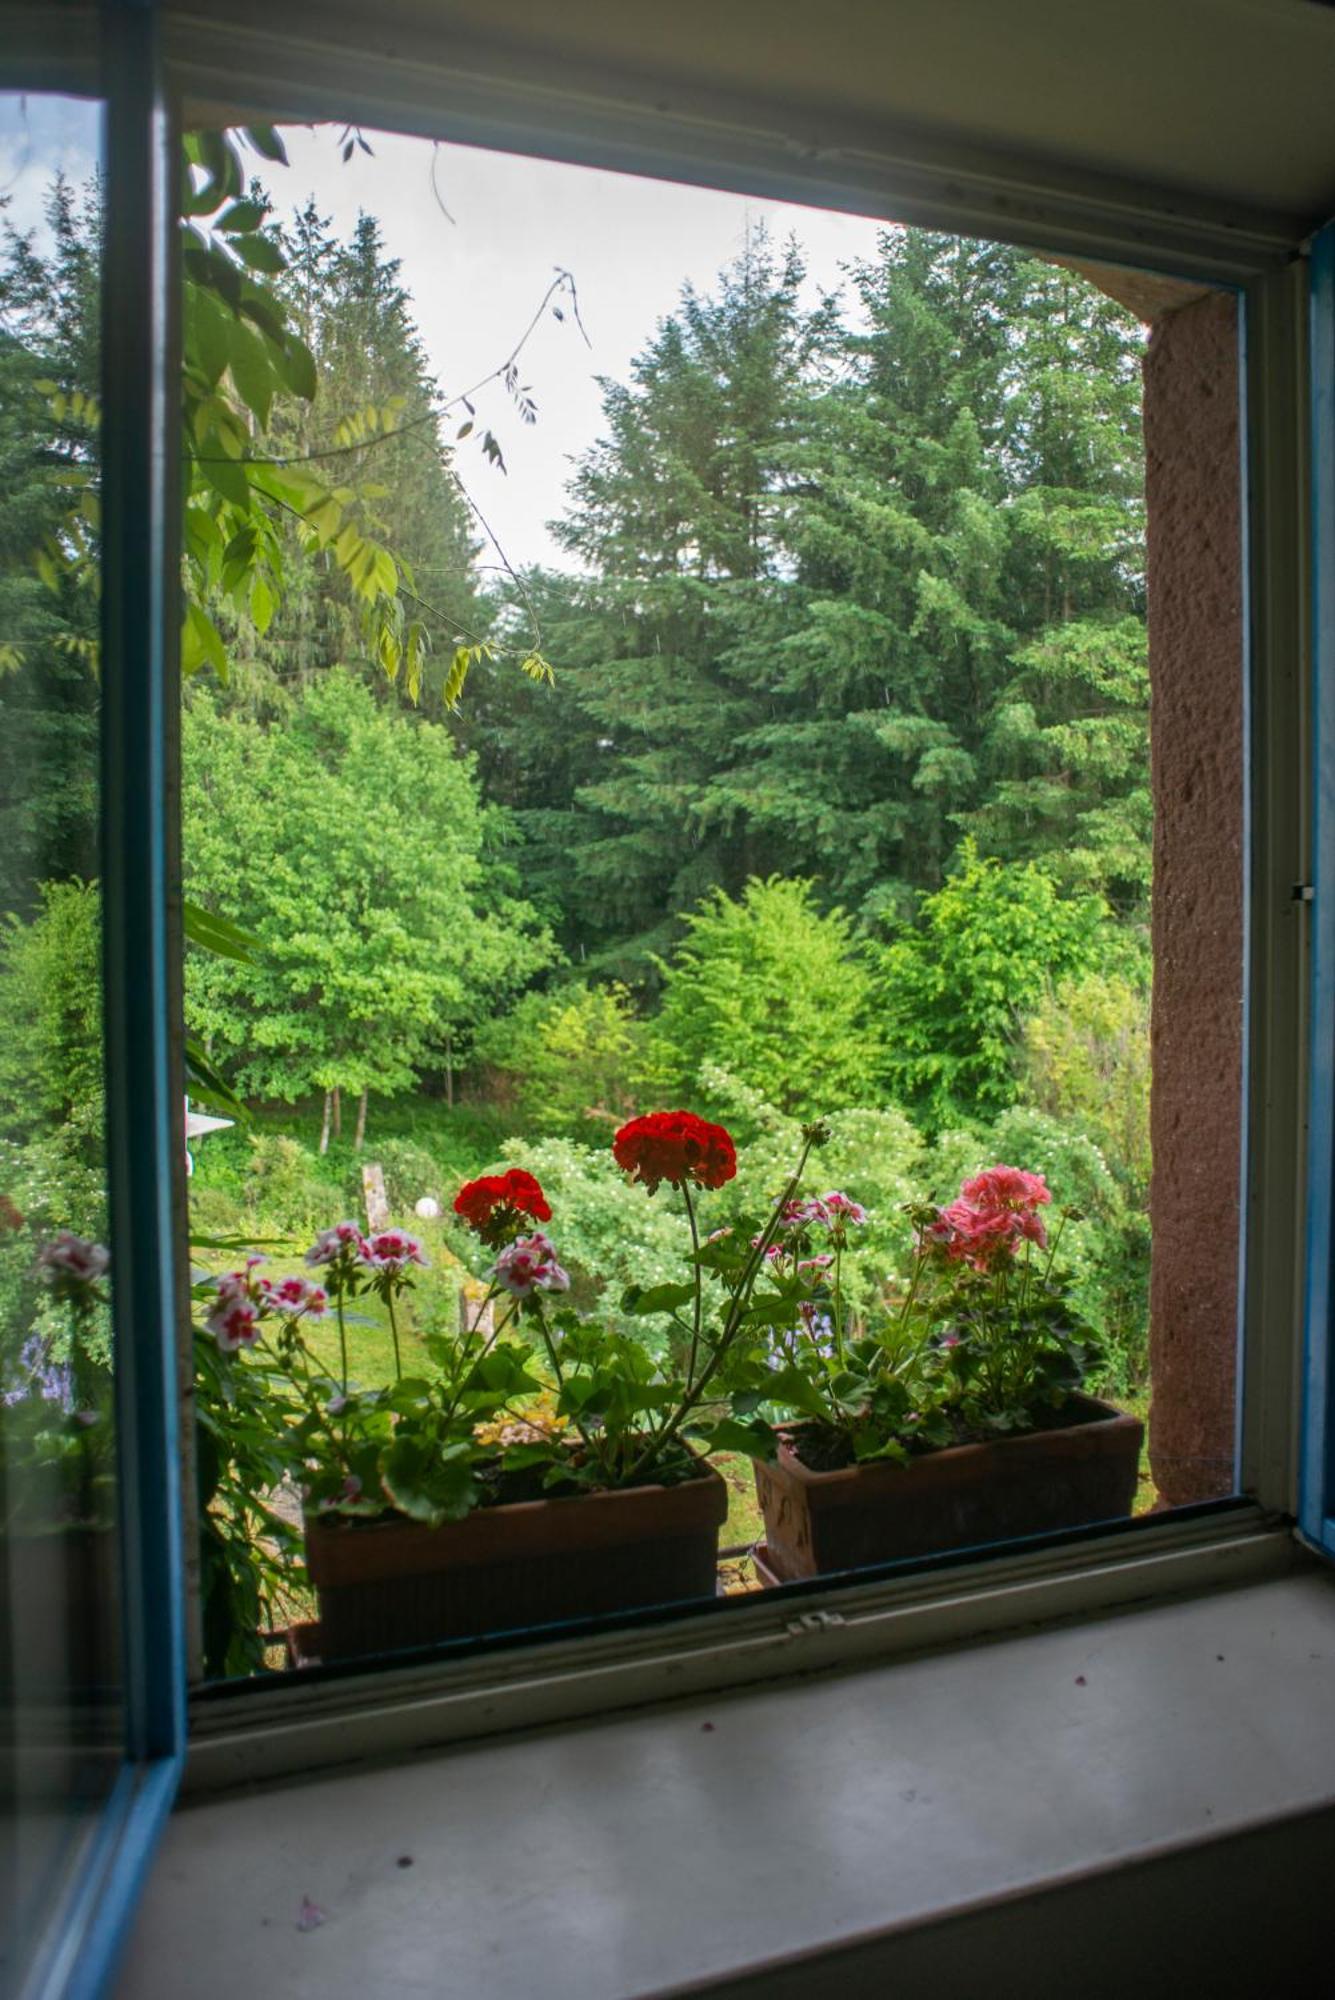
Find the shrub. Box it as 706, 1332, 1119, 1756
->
239, 1134, 344, 1237
1018, 972, 1151, 1197
656, 876, 885, 1117
874, 841, 1114, 1135
471, 981, 667, 1137
372, 1138, 447, 1216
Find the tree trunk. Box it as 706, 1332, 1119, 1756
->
354, 1086, 368, 1152
332, 1085, 342, 1139
319, 1090, 333, 1156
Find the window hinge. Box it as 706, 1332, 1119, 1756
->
1293, 883, 1315, 902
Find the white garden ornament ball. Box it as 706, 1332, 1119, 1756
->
415, 1196, 441, 1220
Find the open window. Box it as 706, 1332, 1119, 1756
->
3, 0, 1332, 1988
149, 109, 1264, 1688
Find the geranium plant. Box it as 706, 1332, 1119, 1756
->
442, 1110, 832, 1493
760, 1163, 1098, 1470
199, 1111, 839, 1529
913, 1165, 1096, 1430
2, 1230, 115, 1529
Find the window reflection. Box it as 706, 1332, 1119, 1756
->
0, 86, 120, 1984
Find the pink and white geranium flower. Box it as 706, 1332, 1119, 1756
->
359, 1230, 429, 1276
260, 1273, 329, 1320
208, 1295, 261, 1353
493, 1232, 570, 1299
820, 1191, 868, 1227
304, 1221, 366, 1268
37, 1231, 110, 1290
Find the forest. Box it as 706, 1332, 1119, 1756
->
0, 136, 1154, 1435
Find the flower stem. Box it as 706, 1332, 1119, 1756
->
681, 1178, 703, 1394
386, 1287, 403, 1383
335, 1288, 348, 1398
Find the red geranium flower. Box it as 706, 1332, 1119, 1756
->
612, 1111, 737, 1195
453, 1169, 552, 1245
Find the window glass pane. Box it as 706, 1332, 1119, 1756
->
179, 121, 1242, 1681
0, 86, 121, 1974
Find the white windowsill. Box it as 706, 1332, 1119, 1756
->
116, 1563, 1335, 1997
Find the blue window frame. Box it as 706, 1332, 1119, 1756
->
2, 3, 187, 1992
1302, 220, 1335, 1561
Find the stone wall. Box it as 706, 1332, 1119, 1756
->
1142, 290, 1244, 1504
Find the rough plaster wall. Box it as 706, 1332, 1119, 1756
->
1144, 290, 1243, 1504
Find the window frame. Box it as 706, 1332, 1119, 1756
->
1301, 220, 1335, 1558
120, 2, 1328, 1783
5, 3, 191, 1994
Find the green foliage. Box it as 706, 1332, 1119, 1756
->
0, 880, 104, 1228
373, 1138, 447, 1215
238, 1135, 345, 1236
656, 878, 884, 1116
194, 1325, 304, 1678
875, 842, 1114, 1134
1018, 971, 1151, 1196
473, 228, 1148, 976
472, 980, 667, 1136
182, 670, 553, 1131
0, 177, 101, 915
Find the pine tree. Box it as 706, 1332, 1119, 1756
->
475, 228, 839, 976
482, 225, 1150, 978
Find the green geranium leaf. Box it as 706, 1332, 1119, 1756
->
620, 1281, 697, 1317
381, 1437, 478, 1526
691, 1415, 777, 1462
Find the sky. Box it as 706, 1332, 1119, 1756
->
256, 126, 893, 572
0, 95, 895, 572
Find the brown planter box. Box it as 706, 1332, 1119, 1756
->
304, 1460, 729, 1660
754, 1392, 1143, 1582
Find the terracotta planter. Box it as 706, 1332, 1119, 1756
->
753, 1391, 1143, 1582
304, 1460, 729, 1660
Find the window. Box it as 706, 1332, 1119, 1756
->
167, 119, 1259, 1685
2, 0, 1331, 1988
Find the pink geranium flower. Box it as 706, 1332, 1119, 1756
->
215, 1255, 267, 1310
260, 1273, 329, 1320
208, 1296, 261, 1353
493, 1232, 570, 1299
37, 1231, 110, 1288
820, 1191, 869, 1226
359, 1230, 429, 1276
304, 1221, 366, 1267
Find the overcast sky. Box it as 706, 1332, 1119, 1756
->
1, 95, 895, 572
271, 126, 893, 572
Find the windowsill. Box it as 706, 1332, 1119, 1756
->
116, 1560, 1335, 1997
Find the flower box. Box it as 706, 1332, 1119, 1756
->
303, 1459, 729, 1660
753, 1391, 1143, 1582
